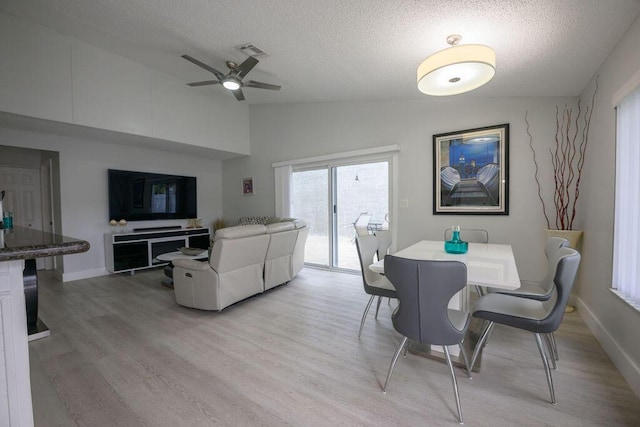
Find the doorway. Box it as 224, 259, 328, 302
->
292, 160, 390, 271
0, 146, 59, 270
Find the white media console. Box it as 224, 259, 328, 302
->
104, 227, 210, 274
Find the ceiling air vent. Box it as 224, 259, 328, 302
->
237, 43, 270, 58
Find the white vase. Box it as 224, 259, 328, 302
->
545, 229, 583, 250
545, 229, 583, 313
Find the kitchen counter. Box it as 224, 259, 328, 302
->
0, 226, 89, 426
0, 225, 90, 261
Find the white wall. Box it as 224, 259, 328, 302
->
0, 12, 250, 157
0, 127, 224, 281
224, 97, 573, 281
577, 15, 640, 397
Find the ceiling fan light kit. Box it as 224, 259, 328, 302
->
222, 78, 241, 90
182, 53, 281, 101
417, 34, 496, 96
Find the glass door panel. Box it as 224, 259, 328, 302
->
335, 162, 389, 269
292, 169, 329, 266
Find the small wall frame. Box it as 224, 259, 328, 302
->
242, 177, 255, 196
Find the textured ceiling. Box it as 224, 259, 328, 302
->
1, 0, 639, 104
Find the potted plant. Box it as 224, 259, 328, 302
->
212, 217, 227, 233
526, 77, 598, 249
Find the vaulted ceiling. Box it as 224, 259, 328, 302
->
1, 0, 639, 104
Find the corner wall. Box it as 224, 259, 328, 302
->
578, 14, 640, 397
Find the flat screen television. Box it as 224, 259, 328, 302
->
108, 169, 197, 221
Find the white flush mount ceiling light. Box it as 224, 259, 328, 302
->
417, 34, 496, 96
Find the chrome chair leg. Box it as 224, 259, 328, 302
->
383, 336, 408, 393
549, 332, 559, 361
358, 295, 375, 338
443, 346, 464, 424
543, 334, 557, 370
481, 319, 496, 348
470, 321, 495, 371
403, 340, 409, 358
458, 344, 472, 379
535, 333, 556, 404
375, 296, 382, 319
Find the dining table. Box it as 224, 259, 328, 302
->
369, 239, 521, 371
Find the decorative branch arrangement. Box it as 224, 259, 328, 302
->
526, 77, 598, 230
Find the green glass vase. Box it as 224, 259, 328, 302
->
445, 226, 468, 254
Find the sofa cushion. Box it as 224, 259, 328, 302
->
237, 216, 272, 226
214, 224, 266, 241
266, 222, 295, 233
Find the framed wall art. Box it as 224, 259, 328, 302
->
433, 123, 509, 215
242, 177, 255, 196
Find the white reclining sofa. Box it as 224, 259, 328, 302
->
172, 219, 308, 311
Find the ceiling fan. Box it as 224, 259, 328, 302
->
182, 54, 281, 101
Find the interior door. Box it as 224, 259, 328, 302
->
0, 166, 46, 269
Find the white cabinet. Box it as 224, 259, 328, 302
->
0, 260, 33, 426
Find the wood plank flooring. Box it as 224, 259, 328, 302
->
29, 268, 640, 426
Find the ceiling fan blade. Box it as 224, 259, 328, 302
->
181, 55, 226, 80
232, 88, 246, 101
187, 80, 221, 87
234, 56, 259, 79
244, 80, 281, 91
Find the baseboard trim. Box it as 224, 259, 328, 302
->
61, 268, 110, 282
576, 296, 640, 398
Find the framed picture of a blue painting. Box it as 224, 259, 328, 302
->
433, 123, 509, 215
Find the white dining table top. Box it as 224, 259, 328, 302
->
369, 240, 521, 290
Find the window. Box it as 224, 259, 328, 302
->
612, 85, 640, 309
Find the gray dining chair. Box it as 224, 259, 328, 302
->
470, 246, 581, 405
485, 236, 569, 363
354, 213, 372, 237
444, 227, 489, 244
487, 236, 569, 300
355, 235, 397, 338
374, 230, 392, 261
382, 255, 472, 424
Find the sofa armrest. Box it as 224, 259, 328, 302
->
173, 258, 210, 271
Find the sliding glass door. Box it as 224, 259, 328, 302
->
292, 159, 389, 271
292, 168, 330, 266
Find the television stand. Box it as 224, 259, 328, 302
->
104, 228, 210, 274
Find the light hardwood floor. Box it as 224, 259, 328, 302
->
30, 267, 639, 426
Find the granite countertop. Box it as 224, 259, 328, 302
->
0, 226, 90, 261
